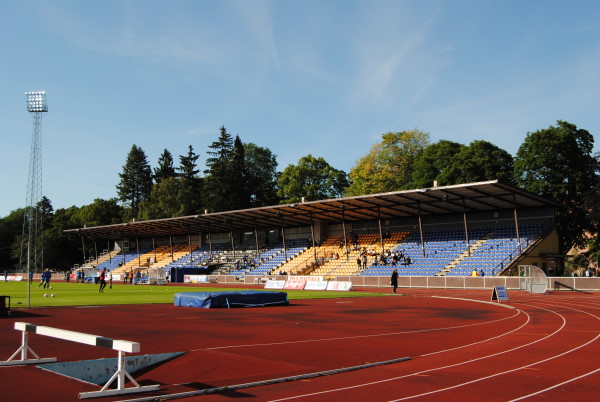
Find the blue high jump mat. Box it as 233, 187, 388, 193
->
174, 290, 289, 308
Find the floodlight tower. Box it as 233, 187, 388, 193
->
21, 91, 48, 303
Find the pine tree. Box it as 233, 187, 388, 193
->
230, 136, 250, 210
116, 144, 153, 219
204, 126, 234, 212
176, 145, 203, 215
177, 145, 200, 180
154, 149, 176, 183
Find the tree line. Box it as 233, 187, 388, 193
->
0, 121, 598, 271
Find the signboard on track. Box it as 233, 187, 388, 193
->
491, 286, 509, 302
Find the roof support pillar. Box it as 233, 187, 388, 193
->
120, 232, 125, 266
136, 237, 141, 267
107, 239, 112, 264
208, 223, 213, 256
512, 193, 522, 253
340, 205, 348, 258
169, 231, 174, 262
229, 220, 236, 261
377, 207, 384, 254
279, 214, 288, 262
310, 213, 317, 265
462, 198, 471, 256
254, 220, 260, 260
81, 235, 87, 266
152, 233, 157, 264
417, 202, 426, 258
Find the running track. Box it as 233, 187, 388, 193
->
0, 287, 598, 401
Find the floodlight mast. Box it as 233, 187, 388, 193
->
21, 91, 48, 308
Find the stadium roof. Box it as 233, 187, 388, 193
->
65, 180, 556, 240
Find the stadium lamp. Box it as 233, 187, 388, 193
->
25, 91, 48, 112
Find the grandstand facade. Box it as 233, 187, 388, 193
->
65, 180, 561, 283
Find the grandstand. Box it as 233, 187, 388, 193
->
65, 181, 561, 283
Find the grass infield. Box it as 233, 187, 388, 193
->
0, 281, 385, 308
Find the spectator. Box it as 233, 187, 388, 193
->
390, 268, 399, 293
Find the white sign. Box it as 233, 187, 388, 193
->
4, 275, 24, 282
264, 280, 286, 289
184, 275, 209, 284
326, 281, 354, 291
304, 281, 329, 291
285, 275, 324, 283
283, 281, 306, 290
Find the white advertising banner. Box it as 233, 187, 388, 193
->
5, 275, 24, 282
326, 281, 354, 291
264, 280, 286, 289
184, 275, 209, 284
283, 281, 306, 290
304, 281, 328, 291
285, 275, 324, 283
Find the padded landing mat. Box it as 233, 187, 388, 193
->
174, 290, 289, 308
37, 352, 184, 385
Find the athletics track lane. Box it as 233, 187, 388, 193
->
0, 288, 598, 401
228, 292, 600, 402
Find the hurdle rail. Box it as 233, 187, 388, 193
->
1, 322, 160, 399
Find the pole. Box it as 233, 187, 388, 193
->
462, 198, 470, 256
340, 206, 348, 258
254, 222, 260, 261
169, 232, 174, 262
417, 202, 426, 258
152, 236, 157, 264
310, 213, 317, 265
81, 235, 87, 266
512, 193, 522, 253
279, 214, 288, 262
377, 207, 384, 254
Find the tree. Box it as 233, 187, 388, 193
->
76, 198, 125, 226
345, 129, 430, 196
138, 177, 185, 220
514, 121, 596, 253
175, 145, 203, 215
42, 205, 83, 270
229, 136, 251, 210
581, 153, 600, 265
177, 145, 200, 180
116, 144, 153, 219
411, 140, 466, 188
244, 143, 279, 207
204, 126, 234, 212
154, 149, 176, 183
446, 140, 514, 185
0, 208, 25, 271
277, 154, 348, 203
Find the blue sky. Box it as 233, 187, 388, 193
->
1, 0, 599, 217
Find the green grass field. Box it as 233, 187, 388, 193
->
0, 281, 384, 308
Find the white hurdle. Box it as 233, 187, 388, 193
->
1, 322, 160, 399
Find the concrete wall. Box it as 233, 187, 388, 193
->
230, 275, 600, 291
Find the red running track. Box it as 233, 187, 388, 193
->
0, 287, 599, 401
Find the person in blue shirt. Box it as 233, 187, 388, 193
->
37, 269, 51, 289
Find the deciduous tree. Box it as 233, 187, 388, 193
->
278, 154, 348, 203
345, 129, 430, 196
514, 121, 596, 253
